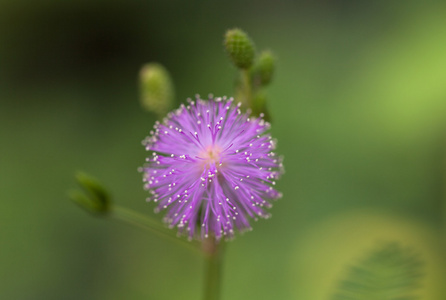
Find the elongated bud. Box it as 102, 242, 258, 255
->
252, 50, 275, 87
224, 28, 255, 69
69, 172, 111, 215
252, 91, 271, 122
139, 63, 174, 116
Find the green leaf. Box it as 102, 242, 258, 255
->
331, 242, 424, 300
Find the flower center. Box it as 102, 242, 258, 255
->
200, 145, 223, 167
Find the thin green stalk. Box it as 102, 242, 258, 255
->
241, 69, 252, 109
202, 237, 225, 300
110, 205, 201, 255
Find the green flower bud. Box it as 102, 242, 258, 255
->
139, 63, 174, 116
252, 91, 271, 122
224, 28, 255, 69
69, 172, 111, 215
252, 50, 275, 87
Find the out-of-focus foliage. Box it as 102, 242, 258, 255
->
1, 1, 445, 300
291, 212, 445, 300
332, 242, 423, 300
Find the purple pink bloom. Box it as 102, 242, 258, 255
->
141, 95, 283, 240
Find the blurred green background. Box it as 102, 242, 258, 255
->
1, 1, 446, 299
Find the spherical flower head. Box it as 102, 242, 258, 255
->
141, 95, 283, 241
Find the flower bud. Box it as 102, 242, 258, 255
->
139, 63, 174, 116
252, 91, 271, 122
252, 50, 275, 87
69, 172, 110, 215
224, 29, 255, 69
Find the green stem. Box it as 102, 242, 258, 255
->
110, 205, 201, 255
202, 237, 225, 300
241, 69, 252, 109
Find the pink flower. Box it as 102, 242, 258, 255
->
142, 96, 283, 240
